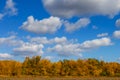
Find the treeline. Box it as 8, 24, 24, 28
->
0, 56, 120, 77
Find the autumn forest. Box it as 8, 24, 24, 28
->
0, 56, 120, 77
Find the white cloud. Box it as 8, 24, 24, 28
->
29, 36, 67, 45
0, 53, 13, 59
30, 37, 50, 44
97, 33, 108, 37
44, 56, 54, 60
20, 16, 62, 34
48, 37, 112, 57
0, 0, 17, 20
113, 30, 120, 39
43, 0, 120, 18
48, 43, 83, 57
0, 14, 4, 20
13, 36, 68, 57
0, 36, 113, 58
116, 19, 120, 28
0, 36, 68, 57
5, 0, 17, 15
118, 57, 120, 61
54, 37, 67, 44
0, 36, 44, 57
81, 37, 112, 49
8, 31, 18, 36
13, 43, 44, 56
30, 36, 82, 57
64, 18, 90, 32
0, 36, 23, 47
92, 26, 98, 30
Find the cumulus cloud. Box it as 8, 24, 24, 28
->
43, 0, 120, 18
44, 56, 54, 60
116, 19, 120, 28
48, 37, 112, 56
0, 53, 13, 59
48, 43, 83, 57
0, 36, 23, 47
0, 36, 68, 57
81, 37, 112, 49
0, 0, 17, 20
0, 36, 45, 57
5, 0, 17, 15
30, 37, 50, 44
97, 33, 108, 37
29, 36, 67, 44
13, 43, 44, 56
30, 36, 80, 56
8, 31, 18, 36
64, 18, 90, 32
20, 16, 62, 34
113, 30, 120, 39
13, 36, 68, 57
92, 26, 98, 30
0, 36, 113, 58
54, 37, 67, 44
0, 14, 4, 20
118, 57, 120, 61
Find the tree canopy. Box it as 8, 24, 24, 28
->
0, 56, 120, 77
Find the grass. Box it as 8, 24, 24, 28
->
0, 77, 120, 80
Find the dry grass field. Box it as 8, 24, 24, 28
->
0, 77, 120, 80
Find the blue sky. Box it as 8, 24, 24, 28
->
0, 0, 120, 62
